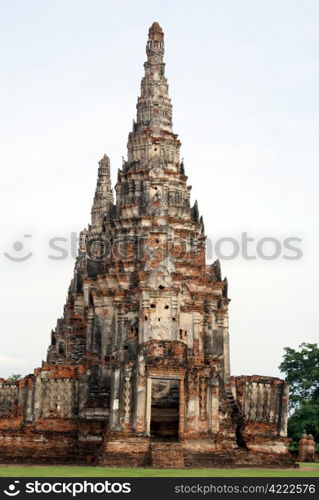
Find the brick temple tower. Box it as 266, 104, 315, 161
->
0, 23, 293, 468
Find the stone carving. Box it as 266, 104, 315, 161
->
0, 384, 18, 418
123, 376, 131, 424
41, 379, 74, 418
148, 157, 165, 176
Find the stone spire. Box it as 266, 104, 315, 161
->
91, 154, 113, 231
127, 22, 179, 169
135, 22, 172, 133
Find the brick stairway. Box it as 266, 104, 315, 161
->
150, 441, 184, 468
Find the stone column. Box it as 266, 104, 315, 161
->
33, 373, 43, 420
123, 372, 132, 430
86, 309, 94, 352
135, 375, 147, 433
223, 310, 231, 383
193, 314, 200, 356
279, 382, 289, 437
145, 377, 152, 435
179, 379, 185, 436
25, 377, 35, 423
134, 351, 147, 433
140, 297, 150, 344
109, 367, 121, 431
187, 374, 199, 434
171, 297, 178, 340
117, 312, 125, 349
211, 379, 219, 433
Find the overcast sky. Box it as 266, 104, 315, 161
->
0, 0, 318, 379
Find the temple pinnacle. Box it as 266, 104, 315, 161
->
148, 21, 164, 40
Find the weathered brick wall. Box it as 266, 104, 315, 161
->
232, 375, 290, 454
0, 364, 112, 428
233, 375, 288, 435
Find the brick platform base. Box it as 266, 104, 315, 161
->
0, 428, 296, 468
150, 442, 185, 468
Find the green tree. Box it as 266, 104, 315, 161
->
7, 374, 22, 382
288, 400, 319, 443
279, 343, 319, 446
279, 343, 319, 410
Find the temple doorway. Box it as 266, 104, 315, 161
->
150, 378, 179, 439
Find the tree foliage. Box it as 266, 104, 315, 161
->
279, 343, 319, 410
288, 400, 319, 443
7, 374, 22, 382
279, 343, 319, 445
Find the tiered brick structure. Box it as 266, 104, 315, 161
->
0, 23, 294, 468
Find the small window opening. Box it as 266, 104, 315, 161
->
164, 305, 169, 309
172, 317, 176, 321
150, 303, 156, 308
159, 285, 165, 290
179, 329, 188, 339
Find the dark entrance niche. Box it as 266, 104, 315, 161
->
150, 378, 179, 440
235, 423, 247, 448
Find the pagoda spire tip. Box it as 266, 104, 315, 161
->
148, 21, 164, 40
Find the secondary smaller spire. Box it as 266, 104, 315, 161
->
91, 154, 113, 231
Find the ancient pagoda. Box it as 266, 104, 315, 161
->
0, 23, 293, 467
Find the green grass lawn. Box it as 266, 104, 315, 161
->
0, 463, 318, 477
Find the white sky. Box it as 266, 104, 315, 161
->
0, 0, 318, 379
